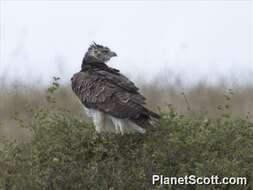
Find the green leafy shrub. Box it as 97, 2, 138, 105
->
0, 80, 252, 190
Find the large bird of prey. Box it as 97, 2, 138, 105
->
71, 42, 160, 134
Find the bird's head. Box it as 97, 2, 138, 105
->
85, 42, 117, 63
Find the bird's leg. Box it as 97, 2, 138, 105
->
94, 111, 104, 133
114, 121, 119, 134
102, 113, 106, 130
119, 121, 124, 135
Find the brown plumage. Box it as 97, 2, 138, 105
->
71, 43, 160, 133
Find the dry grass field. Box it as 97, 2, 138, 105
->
1, 78, 252, 140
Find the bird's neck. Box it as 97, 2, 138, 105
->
81, 55, 120, 74
81, 56, 107, 71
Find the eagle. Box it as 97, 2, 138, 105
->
71, 42, 160, 134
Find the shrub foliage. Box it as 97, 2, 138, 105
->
0, 81, 252, 190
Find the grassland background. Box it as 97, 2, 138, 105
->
0, 77, 253, 140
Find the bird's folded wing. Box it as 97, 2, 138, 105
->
71, 71, 148, 119
95, 70, 141, 93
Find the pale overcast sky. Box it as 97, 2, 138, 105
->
0, 1, 252, 86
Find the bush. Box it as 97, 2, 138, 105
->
0, 80, 252, 190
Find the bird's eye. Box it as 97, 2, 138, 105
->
103, 50, 109, 53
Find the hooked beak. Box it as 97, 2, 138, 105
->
109, 51, 117, 57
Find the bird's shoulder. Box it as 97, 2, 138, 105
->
71, 71, 90, 82
71, 66, 139, 93
94, 68, 139, 93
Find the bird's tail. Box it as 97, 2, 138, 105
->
131, 111, 160, 130
148, 110, 160, 119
